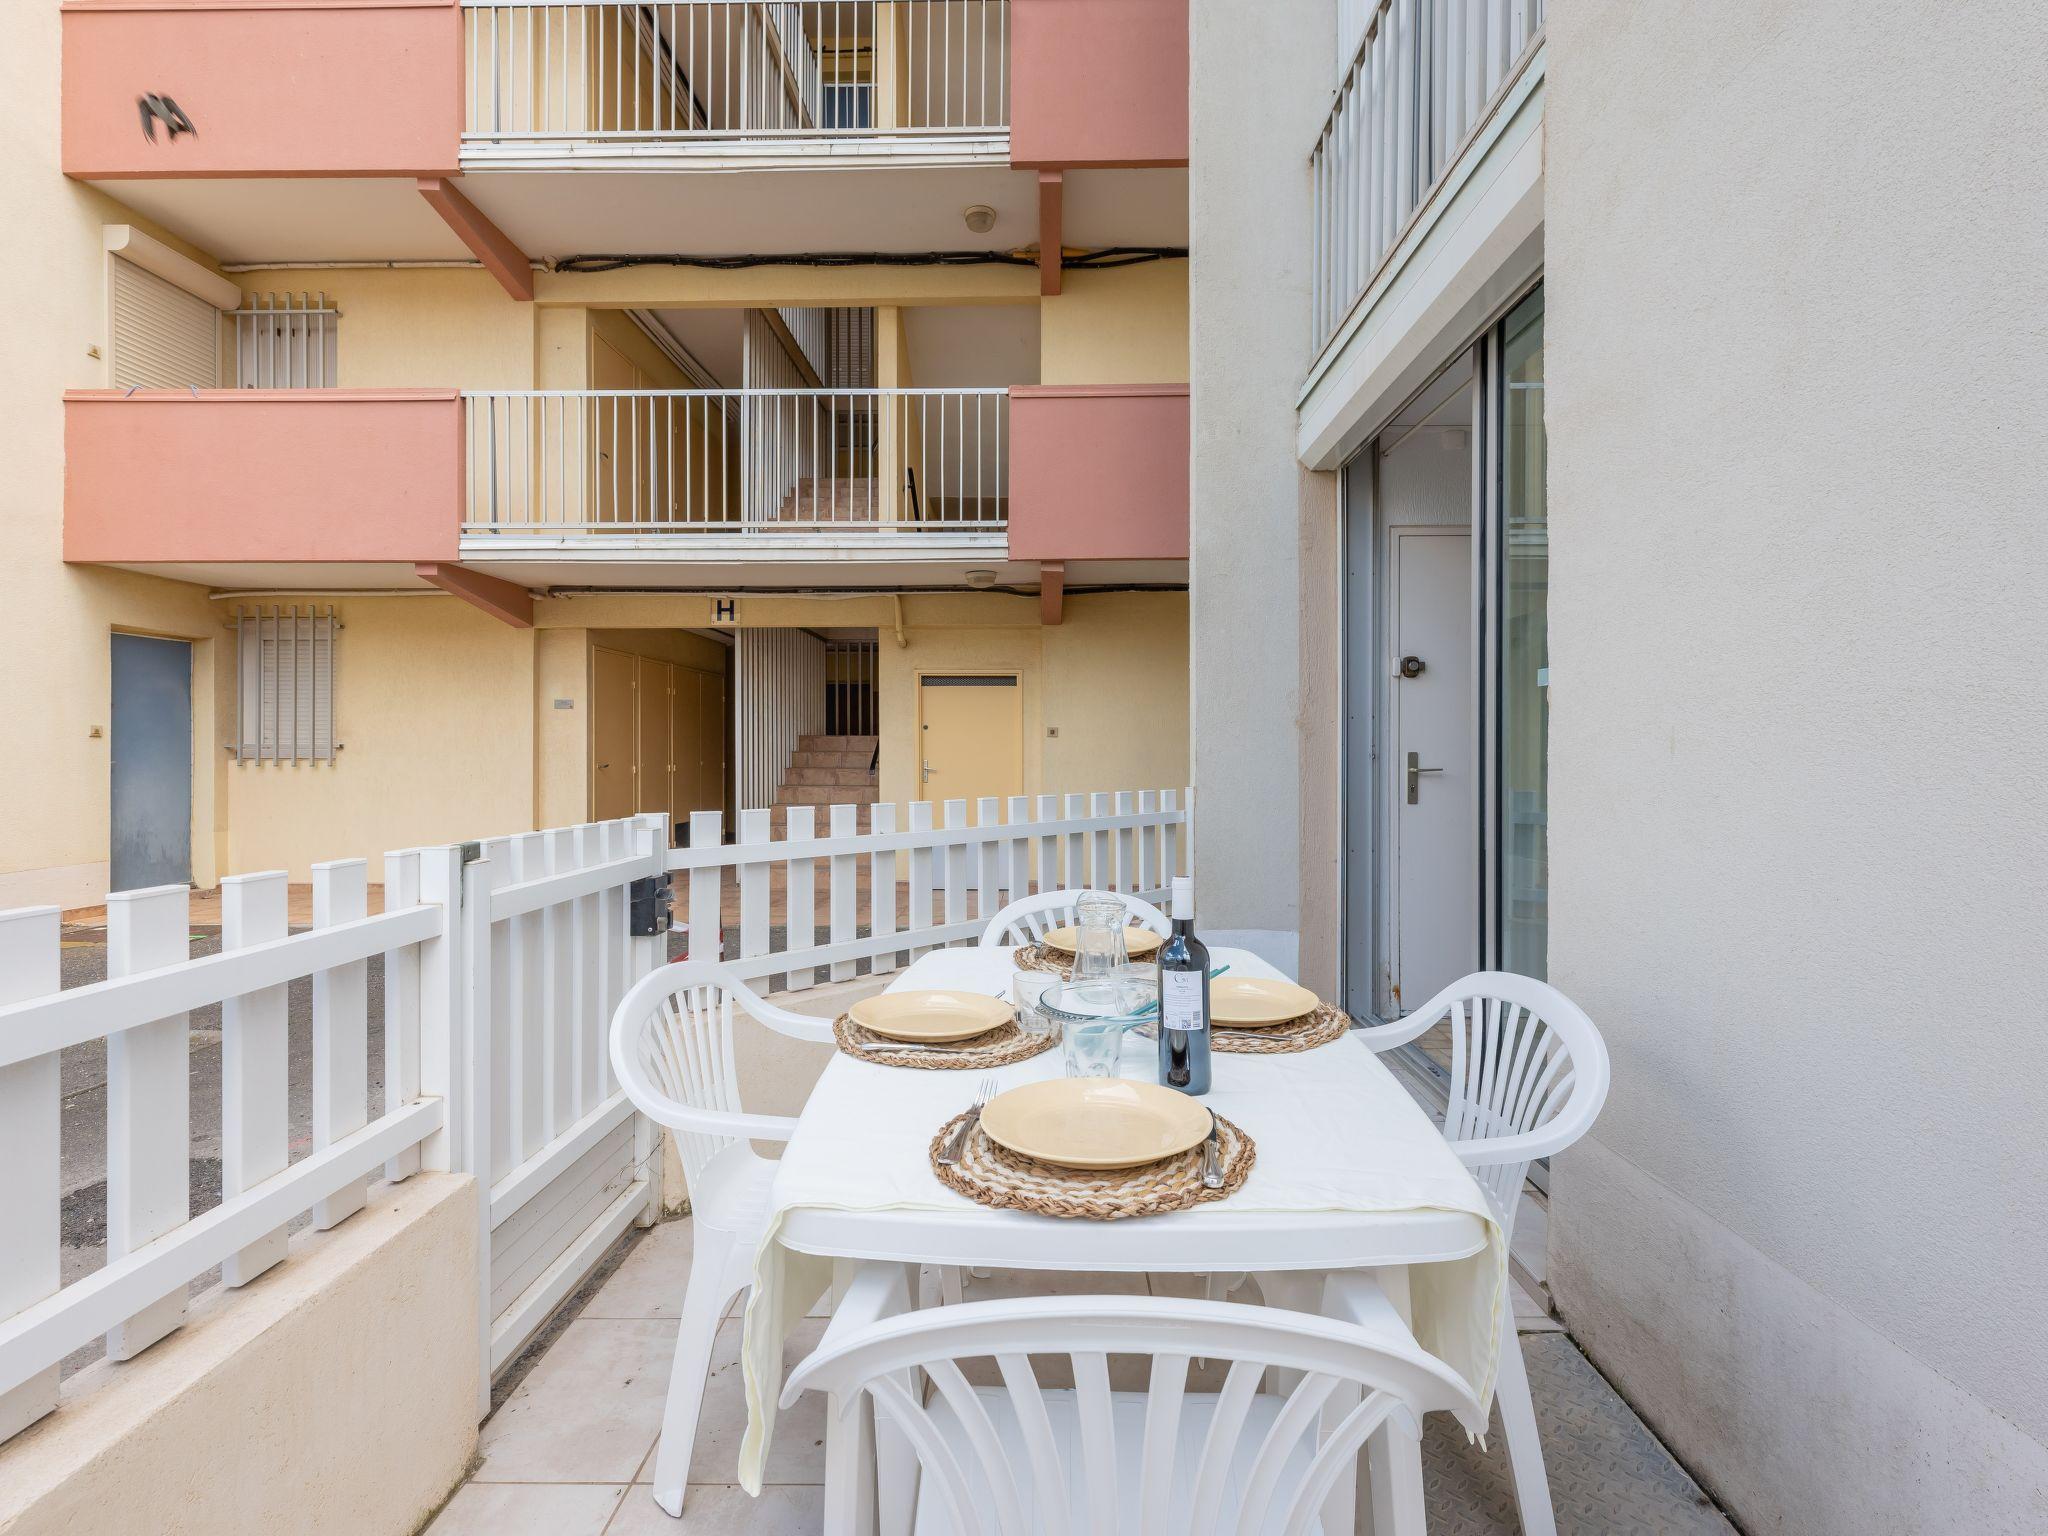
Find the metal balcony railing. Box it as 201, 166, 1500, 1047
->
1311, 0, 1545, 352
462, 0, 1009, 148
461, 388, 1009, 535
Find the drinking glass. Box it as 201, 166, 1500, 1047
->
1011, 969, 1060, 1040
1043, 978, 1141, 1078
1110, 961, 1159, 1015
1071, 892, 1131, 981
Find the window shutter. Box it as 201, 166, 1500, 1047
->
234, 605, 338, 764
110, 256, 219, 389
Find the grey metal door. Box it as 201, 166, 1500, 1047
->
110, 633, 192, 891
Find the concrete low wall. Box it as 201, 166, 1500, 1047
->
0, 1174, 479, 1536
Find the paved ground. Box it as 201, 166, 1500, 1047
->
425, 1219, 1738, 1536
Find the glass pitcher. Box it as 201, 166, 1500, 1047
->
1071, 892, 1130, 981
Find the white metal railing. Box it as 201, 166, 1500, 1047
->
461, 387, 1009, 535
463, 0, 1009, 147
0, 857, 456, 1443
669, 789, 1191, 992
232, 292, 339, 389
1310, 0, 1546, 351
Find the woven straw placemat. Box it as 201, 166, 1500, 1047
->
929, 1109, 1255, 1219
1010, 943, 1073, 978
1133, 1002, 1352, 1055
834, 1013, 1057, 1071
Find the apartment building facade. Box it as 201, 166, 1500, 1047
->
9, 0, 1191, 905
1192, 1, 2047, 1532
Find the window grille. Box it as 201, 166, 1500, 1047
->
233, 605, 339, 763
826, 307, 875, 387
232, 293, 339, 388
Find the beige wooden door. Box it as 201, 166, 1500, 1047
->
918, 675, 1024, 803
592, 647, 636, 821
635, 656, 675, 828
695, 666, 728, 817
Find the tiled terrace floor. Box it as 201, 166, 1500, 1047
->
425, 1218, 1736, 1536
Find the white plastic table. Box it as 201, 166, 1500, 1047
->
753, 946, 1498, 1534
772, 946, 1489, 1275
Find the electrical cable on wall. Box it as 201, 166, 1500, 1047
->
552, 246, 1187, 275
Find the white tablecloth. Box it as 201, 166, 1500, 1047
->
736, 947, 1503, 1492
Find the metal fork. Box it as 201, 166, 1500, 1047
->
938, 1074, 998, 1167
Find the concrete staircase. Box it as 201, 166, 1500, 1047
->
769, 734, 879, 833
776, 477, 878, 524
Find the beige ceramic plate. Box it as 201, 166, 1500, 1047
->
1209, 976, 1322, 1027
849, 990, 1014, 1043
1040, 925, 1164, 959
979, 1078, 1213, 1170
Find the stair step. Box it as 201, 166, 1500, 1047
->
779, 766, 878, 788
790, 749, 873, 769
779, 783, 876, 806
799, 734, 876, 751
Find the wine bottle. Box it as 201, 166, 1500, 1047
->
1155, 875, 1212, 1095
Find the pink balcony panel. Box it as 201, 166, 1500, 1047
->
1007, 385, 1188, 562
1010, 0, 1188, 168
65, 390, 462, 564
62, 0, 461, 179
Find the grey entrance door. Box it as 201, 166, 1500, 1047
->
110, 633, 193, 891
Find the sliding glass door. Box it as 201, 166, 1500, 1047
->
1339, 283, 1548, 1029
1497, 290, 1548, 979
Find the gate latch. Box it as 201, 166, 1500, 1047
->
629, 872, 674, 937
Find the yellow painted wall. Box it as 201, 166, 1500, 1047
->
1040, 260, 1189, 385
534, 627, 591, 831
1041, 591, 1191, 795
228, 267, 536, 389
534, 592, 1190, 816
0, 1, 242, 904
872, 592, 1190, 810
225, 598, 536, 879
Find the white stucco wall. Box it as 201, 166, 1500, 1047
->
0, 1175, 480, 1536
1188, 0, 1337, 981
1544, 3, 2048, 1529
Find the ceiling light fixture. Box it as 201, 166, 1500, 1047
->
964, 569, 998, 589
962, 204, 997, 235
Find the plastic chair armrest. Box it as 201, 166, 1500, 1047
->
639, 1102, 801, 1144
1348, 1013, 1438, 1052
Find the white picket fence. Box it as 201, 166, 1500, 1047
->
0, 791, 1185, 1447
0, 854, 459, 1443
671, 789, 1189, 990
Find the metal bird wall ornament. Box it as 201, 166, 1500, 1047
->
137, 94, 195, 143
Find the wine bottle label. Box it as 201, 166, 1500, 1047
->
1161, 970, 1206, 1033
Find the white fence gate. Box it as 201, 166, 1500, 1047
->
459, 814, 670, 1385
0, 791, 1187, 1446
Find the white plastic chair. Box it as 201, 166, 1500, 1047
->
785, 1264, 1482, 1536
1349, 972, 1612, 1536
608, 959, 835, 1519
977, 888, 1171, 949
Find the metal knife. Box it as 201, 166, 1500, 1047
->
1200, 1119, 1224, 1190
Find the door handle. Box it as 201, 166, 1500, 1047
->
1406, 751, 1443, 805
921, 759, 933, 784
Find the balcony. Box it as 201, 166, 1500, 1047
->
60, 1, 1185, 270
63, 390, 463, 576
460, 387, 1007, 560
1299, 0, 1546, 466
60, 0, 468, 264
1006, 384, 1187, 561
461, 0, 1010, 168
